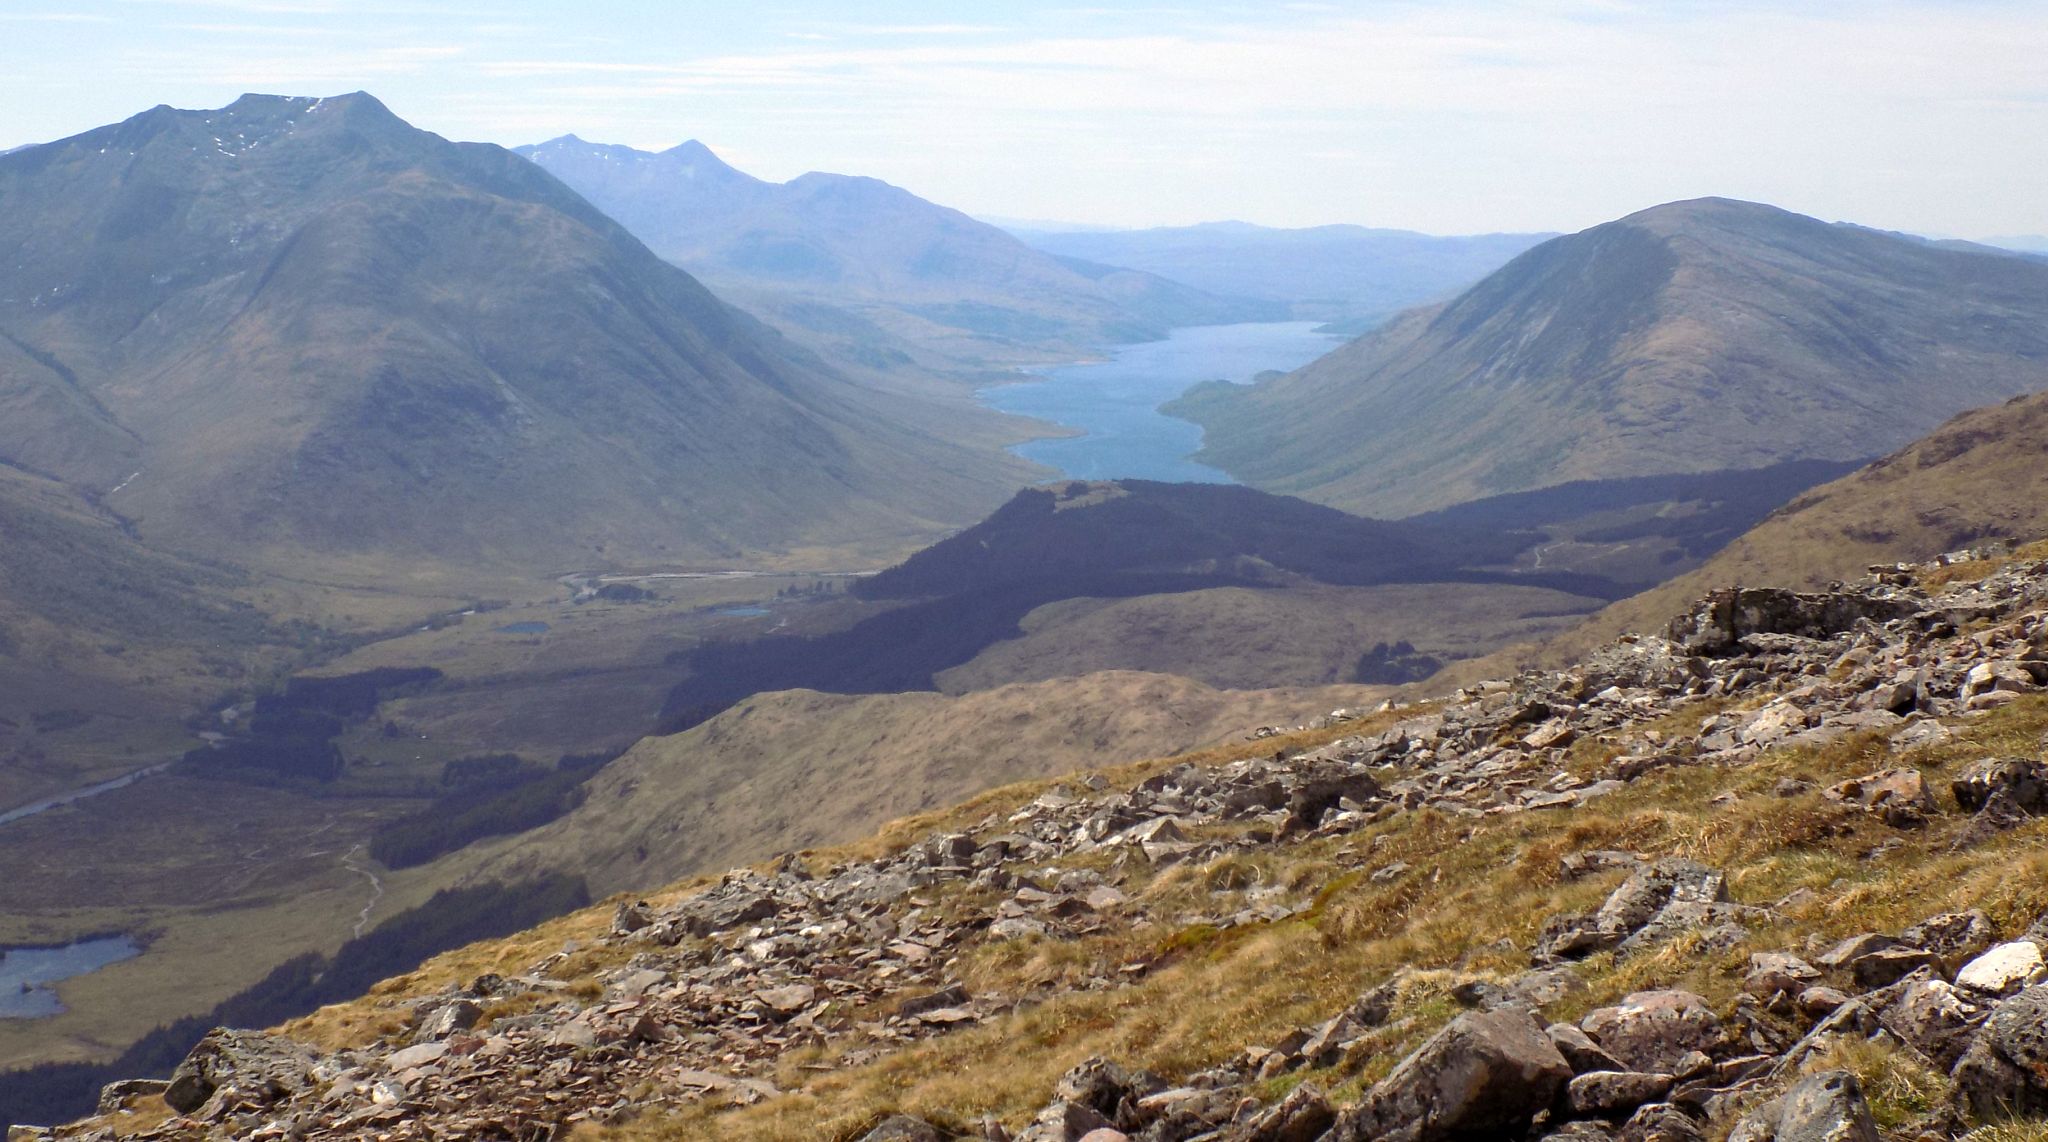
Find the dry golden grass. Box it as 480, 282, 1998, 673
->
1917, 539, 2048, 591
268, 690, 2048, 1142
639, 699, 2048, 1140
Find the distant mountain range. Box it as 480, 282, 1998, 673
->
1008, 220, 1552, 332
0, 94, 1035, 578
515, 137, 1277, 369
1171, 197, 2048, 517
1983, 234, 2048, 254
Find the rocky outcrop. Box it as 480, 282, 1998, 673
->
48, 551, 2048, 1142
1727, 1070, 1880, 1142
1329, 1008, 1571, 1142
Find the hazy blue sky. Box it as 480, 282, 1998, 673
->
3, 1, 2043, 237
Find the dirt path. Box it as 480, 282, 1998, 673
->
339, 844, 385, 938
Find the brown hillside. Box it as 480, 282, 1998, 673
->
1455, 390, 2048, 680
456, 671, 1387, 899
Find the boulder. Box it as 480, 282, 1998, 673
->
1952, 756, 2048, 814
1956, 941, 2048, 997
684, 889, 777, 936
1580, 991, 1725, 1074
1727, 1070, 1879, 1142
1849, 946, 1945, 989
1900, 910, 1998, 961
162, 1028, 319, 1115
1053, 1056, 1154, 1125
1666, 588, 1915, 657
1584, 860, 1762, 957
95, 1077, 170, 1115
1951, 983, 2048, 1119
1877, 976, 1987, 1069
1549, 1022, 1628, 1074
1816, 934, 1896, 970
1237, 1082, 1338, 1142
412, 998, 483, 1043
1026, 1099, 1115, 1140
1745, 953, 1822, 999
858, 1116, 946, 1142
1616, 1102, 1704, 1142
1330, 1007, 1571, 1142
1567, 1071, 1677, 1120
1821, 768, 1937, 827
386, 1041, 449, 1072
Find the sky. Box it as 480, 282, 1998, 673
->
2, 1, 2044, 238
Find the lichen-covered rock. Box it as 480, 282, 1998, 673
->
1821, 768, 1937, 827
162, 1028, 320, 1115
1951, 984, 2048, 1120
1728, 1070, 1880, 1142
1952, 756, 2048, 814
1956, 941, 2048, 997
1549, 1022, 1628, 1074
1616, 1102, 1705, 1142
1330, 1007, 1571, 1142
1666, 588, 1916, 657
1745, 953, 1822, 999
1877, 976, 1987, 1069
1234, 1082, 1337, 1142
1567, 1071, 1676, 1120
858, 1116, 946, 1142
1900, 910, 1998, 961
1580, 991, 1725, 1074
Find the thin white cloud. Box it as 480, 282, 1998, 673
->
0, 11, 116, 21
8, 0, 2046, 235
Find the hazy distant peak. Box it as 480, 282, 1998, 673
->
1615, 196, 1807, 233
663, 139, 719, 161
786, 170, 912, 199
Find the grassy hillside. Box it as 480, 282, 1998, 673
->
1173, 198, 2048, 517
931, 582, 1604, 692
1459, 390, 2048, 681
458, 671, 1388, 901
0, 465, 319, 805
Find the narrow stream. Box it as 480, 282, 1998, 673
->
0, 762, 174, 829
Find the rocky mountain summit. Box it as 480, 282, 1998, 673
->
35, 545, 2048, 1141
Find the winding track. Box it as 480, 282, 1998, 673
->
339, 844, 385, 938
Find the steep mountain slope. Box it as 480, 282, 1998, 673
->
0, 95, 1033, 579
1484, 389, 2048, 673
1013, 219, 1550, 331
460, 671, 1385, 900
0, 465, 311, 806
515, 137, 1274, 366
1171, 198, 2048, 517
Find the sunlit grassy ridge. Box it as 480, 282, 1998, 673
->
234, 559, 2048, 1142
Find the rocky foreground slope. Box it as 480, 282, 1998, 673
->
36, 545, 2048, 1141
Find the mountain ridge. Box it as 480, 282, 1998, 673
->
514, 135, 1278, 367
1171, 196, 2048, 517
0, 93, 1034, 579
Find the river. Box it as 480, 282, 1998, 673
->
0, 762, 174, 828
980, 321, 1344, 483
